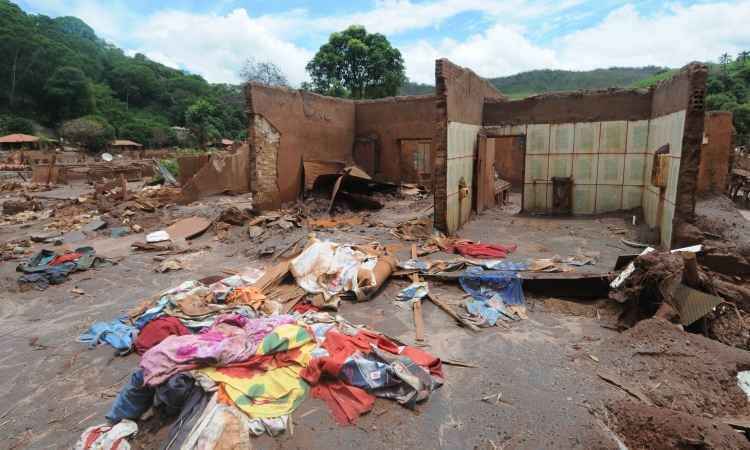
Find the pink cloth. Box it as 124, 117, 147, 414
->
140, 314, 296, 386
453, 242, 517, 259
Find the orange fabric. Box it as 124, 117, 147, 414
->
226, 287, 265, 309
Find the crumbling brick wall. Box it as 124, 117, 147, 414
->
434, 59, 506, 234
246, 82, 356, 208
354, 95, 437, 184
650, 63, 708, 246
698, 111, 734, 193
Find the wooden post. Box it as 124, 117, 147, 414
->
682, 253, 701, 288
46, 153, 57, 187
120, 174, 129, 202
413, 299, 425, 343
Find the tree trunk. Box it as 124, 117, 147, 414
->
9, 50, 19, 107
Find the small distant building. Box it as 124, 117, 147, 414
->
0, 133, 42, 151
109, 140, 144, 152
171, 126, 193, 146
208, 138, 236, 150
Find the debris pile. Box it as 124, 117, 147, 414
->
2, 197, 42, 215
0, 181, 49, 192
610, 243, 750, 351
74, 237, 443, 447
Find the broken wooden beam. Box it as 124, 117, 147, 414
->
425, 292, 479, 332
682, 252, 701, 288
520, 272, 615, 298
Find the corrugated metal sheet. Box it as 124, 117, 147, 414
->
673, 284, 723, 326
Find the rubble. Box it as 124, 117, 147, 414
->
2, 197, 42, 215
2, 57, 748, 449
67, 234, 441, 448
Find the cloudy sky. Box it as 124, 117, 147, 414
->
16, 0, 750, 86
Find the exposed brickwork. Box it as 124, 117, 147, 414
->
698, 111, 734, 193
671, 63, 709, 223
433, 60, 449, 233
248, 114, 281, 210
433, 58, 505, 234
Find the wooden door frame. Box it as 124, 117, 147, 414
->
480, 133, 527, 211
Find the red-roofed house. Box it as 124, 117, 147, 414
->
109, 140, 144, 152
0, 133, 41, 151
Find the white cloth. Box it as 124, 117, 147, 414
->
290, 240, 377, 300
75, 419, 137, 450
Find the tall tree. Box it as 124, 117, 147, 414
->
60, 115, 114, 152
2, 116, 34, 134
0, 2, 45, 109
240, 58, 288, 86
44, 66, 94, 121
720, 53, 733, 74
306, 25, 406, 99
739, 51, 750, 64
185, 99, 220, 149
109, 63, 158, 110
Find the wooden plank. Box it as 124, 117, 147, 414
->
413, 299, 425, 343
425, 291, 480, 332
598, 369, 654, 405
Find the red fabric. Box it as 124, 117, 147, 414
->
401, 346, 444, 380
291, 302, 319, 314
301, 328, 443, 425
134, 317, 190, 355
82, 428, 104, 449
49, 252, 82, 266
310, 381, 374, 425
453, 242, 517, 259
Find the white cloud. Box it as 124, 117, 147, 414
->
18, 0, 750, 87
21, 0, 134, 41
402, 0, 750, 83
315, 0, 586, 36
130, 8, 313, 85
402, 25, 558, 83
556, 2, 750, 70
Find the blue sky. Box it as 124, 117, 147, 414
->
16, 0, 750, 85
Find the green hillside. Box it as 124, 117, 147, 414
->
399, 67, 667, 98
0, 0, 245, 149
488, 67, 666, 99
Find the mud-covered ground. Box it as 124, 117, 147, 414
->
1, 185, 749, 449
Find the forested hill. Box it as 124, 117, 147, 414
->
0, 0, 245, 146
400, 66, 667, 97
488, 67, 667, 98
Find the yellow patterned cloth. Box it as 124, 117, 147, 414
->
200, 324, 315, 418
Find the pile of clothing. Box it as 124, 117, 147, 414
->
77, 249, 442, 448
17, 246, 111, 290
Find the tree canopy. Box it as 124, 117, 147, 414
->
0, 0, 246, 145
690, 52, 750, 145
185, 99, 220, 148
60, 115, 114, 152
44, 66, 94, 122
306, 25, 406, 99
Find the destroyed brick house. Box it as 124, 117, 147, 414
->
238, 58, 713, 249
5, 57, 750, 450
